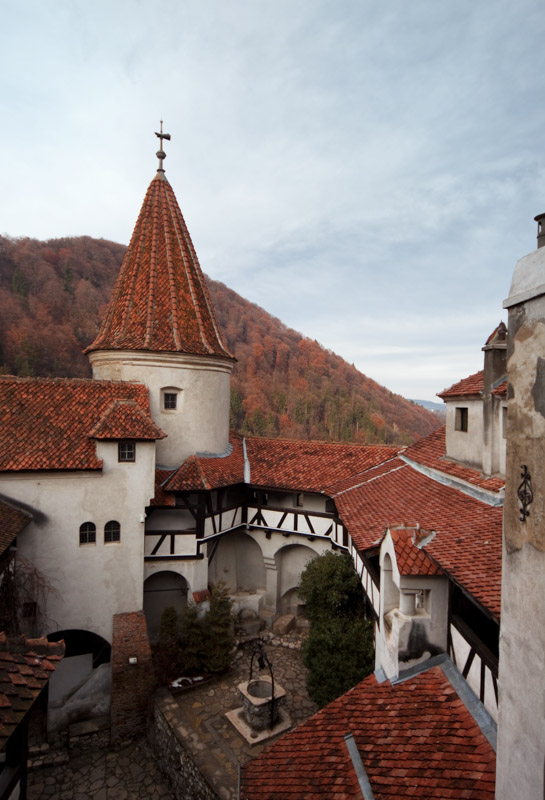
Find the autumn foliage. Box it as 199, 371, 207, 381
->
0, 234, 440, 445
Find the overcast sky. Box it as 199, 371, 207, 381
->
2, 1, 544, 401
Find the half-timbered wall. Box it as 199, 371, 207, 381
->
145, 509, 199, 558
448, 618, 498, 720
348, 542, 381, 619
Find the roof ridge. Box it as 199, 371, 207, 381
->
331, 458, 406, 497
244, 433, 398, 450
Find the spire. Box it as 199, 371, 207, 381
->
155, 120, 170, 176
86, 130, 233, 360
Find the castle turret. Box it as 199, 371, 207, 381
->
86, 128, 234, 467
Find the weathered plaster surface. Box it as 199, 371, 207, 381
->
376, 532, 448, 680
444, 399, 484, 469
2, 440, 156, 642
90, 351, 232, 467
498, 250, 545, 800
505, 315, 545, 553
497, 543, 545, 799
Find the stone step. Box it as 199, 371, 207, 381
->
272, 614, 296, 635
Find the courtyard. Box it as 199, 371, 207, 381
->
28, 636, 318, 800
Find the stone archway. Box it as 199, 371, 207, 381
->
143, 571, 189, 642
46, 629, 112, 731
275, 544, 317, 615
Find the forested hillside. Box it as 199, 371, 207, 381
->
0, 235, 441, 445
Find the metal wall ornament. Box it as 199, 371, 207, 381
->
517, 464, 534, 523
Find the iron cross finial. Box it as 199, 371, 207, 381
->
155, 120, 171, 173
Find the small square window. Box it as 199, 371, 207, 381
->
455, 407, 468, 432
118, 441, 135, 462
294, 493, 303, 507
164, 393, 177, 410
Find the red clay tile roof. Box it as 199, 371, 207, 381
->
157, 435, 397, 496
402, 427, 505, 492
85, 173, 233, 360
164, 434, 245, 492
0, 633, 64, 751
333, 458, 502, 618
0, 376, 163, 472
438, 370, 483, 399
240, 664, 496, 800
0, 499, 32, 555
492, 380, 507, 397
246, 438, 398, 494
152, 469, 177, 507
88, 399, 165, 440
388, 526, 443, 576
150, 427, 501, 616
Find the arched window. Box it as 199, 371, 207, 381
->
79, 522, 96, 545
104, 520, 121, 543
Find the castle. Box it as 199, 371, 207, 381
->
1, 133, 544, 799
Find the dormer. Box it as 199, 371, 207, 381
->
376, 524, 448, 681
438, 324, 507, 476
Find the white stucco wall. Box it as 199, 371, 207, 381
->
2, 440, 156, 644
444, 398, 484, 469
376, 532, 449, 680
269, 491, 330, 513
89, 351, 233, 467
144, 557, 208, 599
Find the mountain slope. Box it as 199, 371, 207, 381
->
0, 235, 440, 444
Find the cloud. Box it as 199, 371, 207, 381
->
1, 0, 544, 401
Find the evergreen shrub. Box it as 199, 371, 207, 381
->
298, 551, 374, 707
156, 583, 235, 682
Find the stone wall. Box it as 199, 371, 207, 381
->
110, 611, 156, 744
148, 688, 218, 800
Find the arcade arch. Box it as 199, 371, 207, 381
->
208, 531, 266, 593
46, 628, 111, 713
275, 543, 316, 615
143, 570, 189, 642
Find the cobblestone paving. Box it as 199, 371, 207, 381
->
166, 637, 318, 800
27, 636, 317, 800
27, 738, 176, 800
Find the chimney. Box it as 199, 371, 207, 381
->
535, 213, 545, 248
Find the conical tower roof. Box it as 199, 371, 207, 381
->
86, 171, 233, 360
